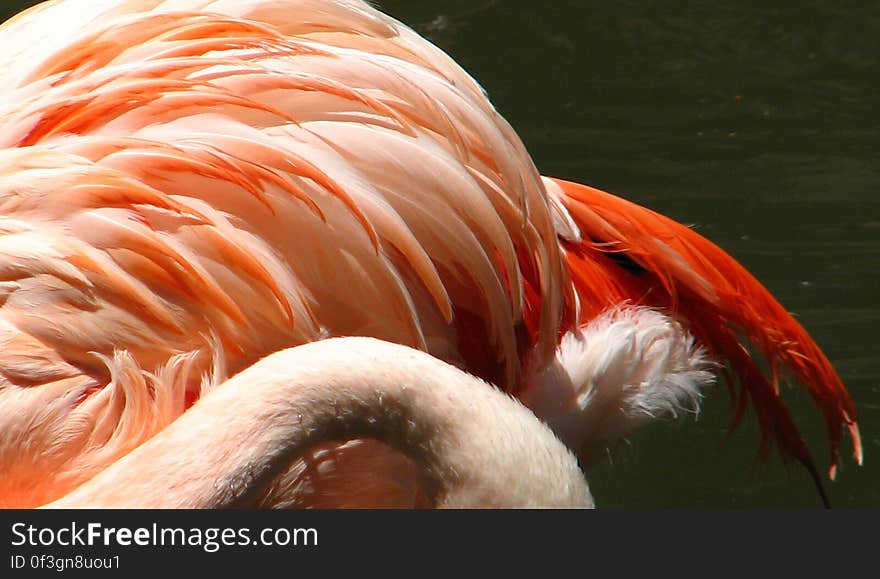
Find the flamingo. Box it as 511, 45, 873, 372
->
0, 0, 862, 509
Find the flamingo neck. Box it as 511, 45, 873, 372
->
48, 337, 593, 509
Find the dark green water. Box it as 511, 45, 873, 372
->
378, 0, 878, 508
3, 1, 877, 508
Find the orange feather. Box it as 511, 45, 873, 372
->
549, 177, 862, 497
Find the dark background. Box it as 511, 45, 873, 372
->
2, 1, 877, 508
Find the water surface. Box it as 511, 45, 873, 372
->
379, 0, 878, 508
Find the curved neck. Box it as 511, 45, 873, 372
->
48, 337, 592, 508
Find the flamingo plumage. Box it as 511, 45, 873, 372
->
0, 0, 861, 508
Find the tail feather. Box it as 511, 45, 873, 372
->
545, 177, 862, 489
